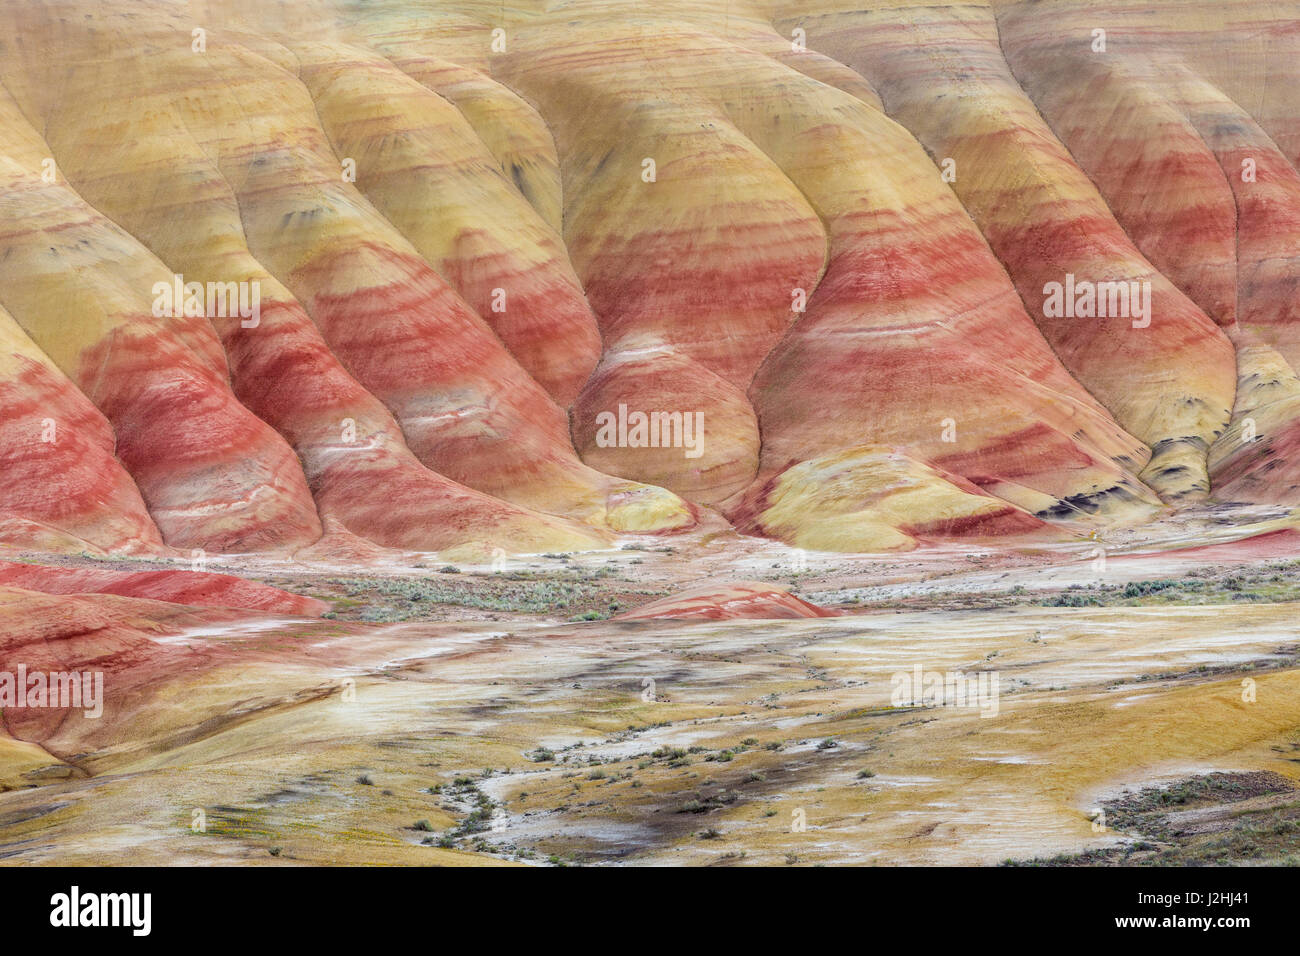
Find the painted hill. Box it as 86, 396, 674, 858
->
0, 0, 1298, 556
615, 582, 840, 621
0, 562, 328, 615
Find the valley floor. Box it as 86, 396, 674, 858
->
2, 507, 1298, 865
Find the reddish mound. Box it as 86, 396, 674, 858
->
616, 582, 839, 621
0, 562, 327, 616
0, 586, 242, 755
1133, 528, 1300, 562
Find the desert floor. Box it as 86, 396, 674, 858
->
2, 504, 1298, 866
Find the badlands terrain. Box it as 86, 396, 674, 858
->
1, 0, 1299, 866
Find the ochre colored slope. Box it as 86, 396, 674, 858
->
728, 445, 1053, 552
0, 308, 162, 554
298, 42, 602, 406
990, 0, 1300, 506
3, 7, 687, 549
498, 17, 1163, 537
780, 1, 1236, 501
0, 87, 322, 553
26, 35, 606, 553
